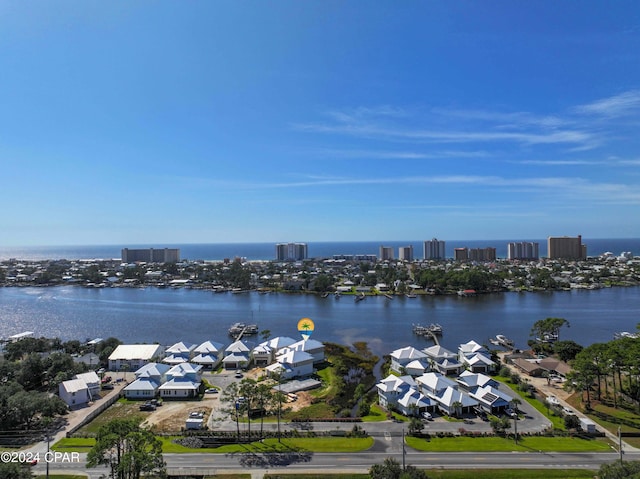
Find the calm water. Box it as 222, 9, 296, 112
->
1, 286, 638, 355
1, 238, 639, 261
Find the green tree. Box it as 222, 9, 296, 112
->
86, 418, 165, 479
221, 382, 243, 441
0, 462, 33, 479
597, 460, 640, 479
553, 340, 583, 362
530, 317, 570, 342
408, 417, 424, 436
369, 457, 429, 479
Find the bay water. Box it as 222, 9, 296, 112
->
1, 285, 638, 356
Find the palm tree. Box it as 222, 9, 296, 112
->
451, 401, 463, 418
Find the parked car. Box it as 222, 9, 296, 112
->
422, 412, 433, 420
205, 388, 219, 394
505, 408, 517, 418
139, 402, 156, 411
101, 383, 114, 390
234, 370, 243, 378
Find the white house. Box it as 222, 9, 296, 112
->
59, 379, 91, 408
432, 386, 478, 416
267, 349, 314, 379
282, 339, 325, 364
123, 363, 170, 399
415, 372, 458, 397
192, 340, 225, 369
376, 374, 416, 410
397, 388, 433, 417
458, 340, 489, 362
108, 344, 164, 371
462, 353, 496, 374
456, 371, 498, 391
390, 346, 427, 374
404, 359, 430, 377
251, 344, 273, 367
222, 340, 251, 370
468, 385, 512, 414
158, 362, 202, 399
74, 371, 101, 398
163, 342, 196, 365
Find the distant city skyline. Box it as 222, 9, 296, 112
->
1, 2, 639, 246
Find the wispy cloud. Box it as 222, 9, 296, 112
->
313, 148, 489, 160
295, 122, 594, 147
574, 90, 640, 118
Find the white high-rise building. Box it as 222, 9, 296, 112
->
508, 242, 539, 260
423, 238, 446, 260
275, 243, 308, 261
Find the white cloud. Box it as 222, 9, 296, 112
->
574, 90, 640, 118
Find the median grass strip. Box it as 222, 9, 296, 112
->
161, 436, 374, 453
263, 472, 594, 479
405, 434, 611, 452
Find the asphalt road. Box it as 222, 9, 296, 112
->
32, 440, 640, 479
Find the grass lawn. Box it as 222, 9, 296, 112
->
422, 470, 595, 478
75, 399, 145, 435
163, 436, 374, 453
263, 472, 593, 479
360, 404, 387, 422
35, 476, 88, 479
406, 434, 611, 452
52, 437, 95, 452
55, 436, 373, 453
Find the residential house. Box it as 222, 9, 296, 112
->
266, 349, 314, 379
74, 371, 101, 399
251, 344, 273, 367
390, 346, 427, 374
59, 379, 91, 408
423, 345, 463, 376
192, 340, 225, 369
158, 362, 202, 398
123, 363, 170, 399
163, 341, 196, 365
376, 374, 417, 410
456, 371, 498, 392
283, 339, 325, 364
458, 340, 495, 373
222, 340, 251, 370
432, 386, 478, 416
469, 385, 513, 414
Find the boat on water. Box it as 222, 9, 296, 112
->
413, 323, 443, 336
491, 334, 515, 348
405, 293, 417, 298
614, 331, 640, 340
383, 293, 394, 300
228, 323, 259, 338
355, 292, 366, 302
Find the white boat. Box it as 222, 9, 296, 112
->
495, 334, 515, 348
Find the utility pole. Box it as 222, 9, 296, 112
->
46, 429, 50, 479
513, 414, 518, 445
402, 428, 406, 471
619, 426, 623, 463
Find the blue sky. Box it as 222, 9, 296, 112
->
1, 1, 639, 245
